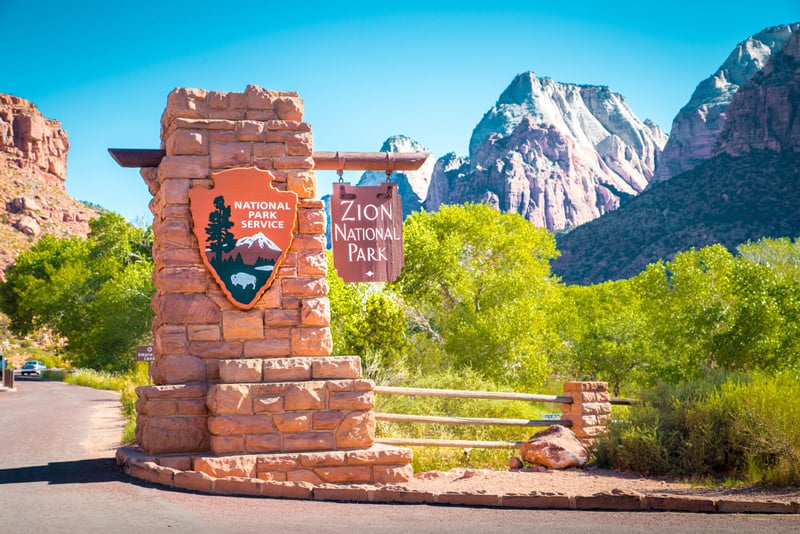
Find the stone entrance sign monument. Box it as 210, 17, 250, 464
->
121, 85, 415, 488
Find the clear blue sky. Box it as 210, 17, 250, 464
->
2, 1, 797, 222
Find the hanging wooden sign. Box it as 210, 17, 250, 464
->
189, 167, 297, 309
330, 182, 403, 282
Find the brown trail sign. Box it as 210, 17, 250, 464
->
330, 182, 403, 282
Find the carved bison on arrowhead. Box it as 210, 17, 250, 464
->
230, 272, 257, 290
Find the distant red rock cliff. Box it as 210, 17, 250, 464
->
0, 93, 99, 278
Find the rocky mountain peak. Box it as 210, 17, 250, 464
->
432, 72, 666, 232
651, 23, 799, 183
715, 29, 800, 156
553, 24, 800, 285
0, 94, 69, 183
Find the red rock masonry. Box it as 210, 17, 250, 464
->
560, 381, 611, 443
131, 85, 413, 485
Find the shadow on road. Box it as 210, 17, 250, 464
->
0, 458, 120, 485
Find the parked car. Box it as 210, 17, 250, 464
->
20, 360, 46, 375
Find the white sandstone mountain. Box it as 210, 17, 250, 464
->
356, 135, 436, 219
426, 72, 667, 231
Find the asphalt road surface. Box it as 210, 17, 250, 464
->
1, 377, 798, 534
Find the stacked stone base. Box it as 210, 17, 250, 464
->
198, 445, 412, 484
560, 381, 611, 444
133, 356, 414, 485
118, 443, 412, 490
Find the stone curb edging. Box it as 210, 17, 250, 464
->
116, 447, 799, 514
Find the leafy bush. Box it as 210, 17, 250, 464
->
594, 372, 800, 486
39, 369, 67, 381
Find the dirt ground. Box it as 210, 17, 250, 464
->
400, 466, 800, 503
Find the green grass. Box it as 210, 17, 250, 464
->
373, 368, 566, 472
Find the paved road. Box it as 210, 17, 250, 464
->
2, 378, 798, 533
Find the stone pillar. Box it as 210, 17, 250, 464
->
133, 85, 412, 486
561, 381, 612, 444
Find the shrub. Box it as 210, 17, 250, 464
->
594, 372, 800, 486
594, 404, 671, 475
723, 371, 800, 486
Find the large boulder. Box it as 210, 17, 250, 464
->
520, 425, 589, 469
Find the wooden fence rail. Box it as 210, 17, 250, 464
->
372, 384, 633, 449
373, 385, 573, 404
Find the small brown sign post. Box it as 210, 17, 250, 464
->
135, 345, 155, 362
330, 182, 403, 282
136, 344, 154, 384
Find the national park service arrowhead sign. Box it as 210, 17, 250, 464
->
189, 167, 297, 309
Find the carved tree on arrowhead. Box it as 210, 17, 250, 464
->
205, 195, 236, 264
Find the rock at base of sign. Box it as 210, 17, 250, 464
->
519, 425, 589, 469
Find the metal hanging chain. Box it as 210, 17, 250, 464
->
385, 152, 394, 182
336, 152, 346, 183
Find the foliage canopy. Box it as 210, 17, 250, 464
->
0, 213, 154, 373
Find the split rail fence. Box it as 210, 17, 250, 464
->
372, 384, 635, 449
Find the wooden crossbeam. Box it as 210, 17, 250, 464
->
108, 148, 429, 171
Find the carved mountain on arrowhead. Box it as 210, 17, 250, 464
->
205, 232, 282, 265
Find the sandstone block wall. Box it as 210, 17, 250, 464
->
132, 85, 411, 485
136, 86, 337, 455
206, 357, 374, 455
561, 381, 611, 443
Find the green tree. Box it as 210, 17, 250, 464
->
327, 254, 408, 382
0, 235, 91, 338
630, 245, 738, 381
626, 241, 800, 382
0, 212, 154, 373
394, 203, 561, 389
560, 280, 655, 396
206, 195, 236, 263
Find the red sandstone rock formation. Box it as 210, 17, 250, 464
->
0, 93, 98, 278
651, 23, 799, 183
0, 93, 69, 182
715, 30, 800, 156
520, 425, 589, 469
